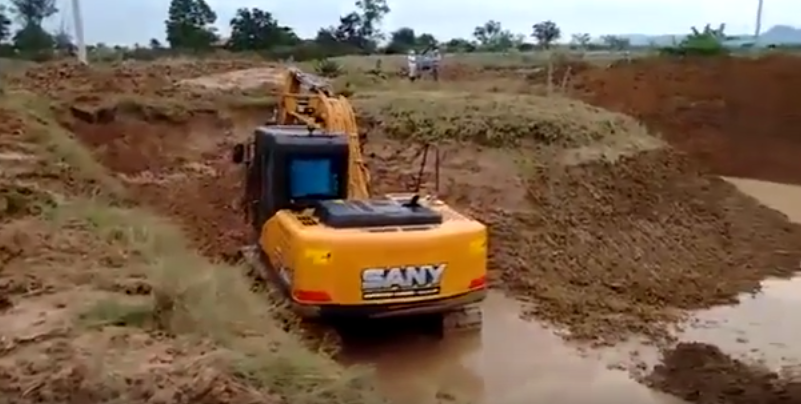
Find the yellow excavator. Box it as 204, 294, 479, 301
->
231, 67, 487, 335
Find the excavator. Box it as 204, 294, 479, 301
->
230, 67, 487, 335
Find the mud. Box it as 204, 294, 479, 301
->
9, 58, 801, 403
0, 90, 278, 403
59, 68, 801, 348
340, 292, 685, 404
642, 178, 801, 404
574, 55, 801, 185
646, 342, 801, 404
369, 138, 801, 345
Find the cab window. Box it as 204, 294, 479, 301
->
287, 157, 340, 199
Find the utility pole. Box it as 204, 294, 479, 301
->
70, 0, 87, 64
754, 0, 764, 43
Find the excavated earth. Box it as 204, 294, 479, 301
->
574, 54, 801, 185
571, 55, 801, 404
4, 57, 801, 404
646, 342, 801, 404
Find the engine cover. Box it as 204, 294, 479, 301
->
314, 198, 443, 229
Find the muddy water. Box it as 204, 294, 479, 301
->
340, 293, 683, 404
676, 178, 801, 370
340, 178, 801, 403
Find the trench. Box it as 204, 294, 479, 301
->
65, 104, 801, 403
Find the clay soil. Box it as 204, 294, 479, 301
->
5, 55, 801, 404
574, 54, 801, 185
645, 342, 801, 404
356, 89, 801, 346
569, 54, 801, 403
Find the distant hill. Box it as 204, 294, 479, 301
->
608, 25, 801, 47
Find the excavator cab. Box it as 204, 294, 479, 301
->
233, 124, 446, 235
233, 125, 349, 234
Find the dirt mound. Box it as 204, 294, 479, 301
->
355, 90, 656, 150
645, 342, 801, 404
8, 59, 277, 104
574, 54, 801, 184
516, 149, 801, 343
366, 125, 801, 345
357, 90, 801, 344
178, 67, 287, 91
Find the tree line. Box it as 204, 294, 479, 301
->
0, 0, 641, 62
0, 0, 750, 62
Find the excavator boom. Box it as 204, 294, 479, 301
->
275, 67, 369, 199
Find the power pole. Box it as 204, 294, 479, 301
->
754, 0, 764, 43
70, 0, 87, 64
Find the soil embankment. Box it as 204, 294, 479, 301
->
574, 55, 801, 185
9, 57, 801, 403
571, 54, 801, 404
357, 90, 801, 345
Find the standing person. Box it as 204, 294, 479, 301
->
407, 49, 418, 82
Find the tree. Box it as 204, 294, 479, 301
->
473, 20, 514, 51
417, 33, 438, 51
53, 27, 73, 52
443, 38, 475, 53
386, 27, 416, 53
227, 7, 299, 51
10, 0, 56, 24
385, 28, 439, 54
10, 0, 57, 53
531, 20, 561, 49
165, 0, 218, 50
570, 33, 590, 49
0, 5, 11, 42
600, 35, 630, 50
354, 0, 389, 44
149, 38, 163, 49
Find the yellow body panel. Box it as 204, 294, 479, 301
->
254, 69, 488, 317
259, 196, 487, 308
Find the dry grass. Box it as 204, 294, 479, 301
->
67, 199, 385, 404
330, 50, 632, 71
0, 92, 390, 404
354, 89, 657, 152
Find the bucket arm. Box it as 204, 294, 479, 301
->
274, 67, 370, 200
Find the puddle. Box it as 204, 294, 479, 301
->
680, 276, 801, 369
338, 177, 801, 403
674, 177, 801, 370
339, 293, 683, 403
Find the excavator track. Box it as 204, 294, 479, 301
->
441, 303, 483, 336
240, 245, 269, 281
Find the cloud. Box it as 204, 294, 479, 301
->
48, 0, 797, 45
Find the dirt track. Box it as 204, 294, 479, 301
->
4, 55, 801, 403
575, 55, 801, 185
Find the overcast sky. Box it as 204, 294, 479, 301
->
47, 0, 795, 45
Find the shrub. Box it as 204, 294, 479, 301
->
314, 58, 343, 78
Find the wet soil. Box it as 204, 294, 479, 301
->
574, 55, 801, 185
647, 342, 801, 404
370, 141, 801, 345
12, 60, 801, 403
645, 178, 801, 404
340, 292, 685, 404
